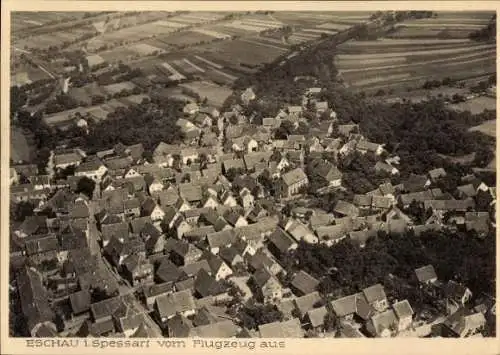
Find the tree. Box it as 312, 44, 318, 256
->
237, 302, 284, 330
76, 177, 96, 199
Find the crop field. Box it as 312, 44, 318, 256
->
102, 81, 137, 95
11, 12, 90, 33
179, 80, 233, 107
201, 38, 288, 69
128, 43, 166, 56
154, 30, 219, 47
14, 24, 97, 50
336, 27, 496, 93
387, 11, 494, 39
451, 98, 497, 115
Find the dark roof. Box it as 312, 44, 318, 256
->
268, 228, 297, 254
69, 290, 91, 314
291, 271, 319, 295
156, 260, 186, 284
16, 267, 55, 331
194, 269, 225, 297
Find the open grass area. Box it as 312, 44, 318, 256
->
452, 98, 497, 115
11, 127, 34, 163
179, 80, 233, 108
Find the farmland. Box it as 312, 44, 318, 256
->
179, 80, 233, 107
335, 11, 496, 95
11, 127, 35, 163
449, 96, 497, 115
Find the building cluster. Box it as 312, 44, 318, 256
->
9, 85, 495, 339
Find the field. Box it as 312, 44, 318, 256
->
468, 119, 497, 137
42, 93, 149, 129
335, 12, 496, 94
11, 127, 35, 163
11, 12, 92, 35
388, 12, 494, 39
102, 81, 137, 95
179, 80, 233, 107
449, 97, 497, 115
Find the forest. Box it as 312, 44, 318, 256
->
280, 228, 495, 310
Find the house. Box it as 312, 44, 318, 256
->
315, 101, 328, 113
366, 309, 398, 337
338, 123, 359, 137
392, 299, 414, 332
330, 293, 374, 322
194, 269, 226, 298
141, 198, 165, 221
16, 267, 57, 337
441, 309, 487, 337
219, 246, 244, 266
415, 265, 438, 285
191, 320, 240, 338
287, 106, 303, 116
279, 168, 309, 197
179, 259, 212, 278
29, 175, 51, 190
355, 139, 384, 155
333, 200, 359, 217
283, 220, 318, 244
239, 188, 255, 210
294, 291, 322, 319
251, 267, 283, 303
199, 106, 220, 118
142, 282, 174, 311
223, 209, 248, 228
54, 152, 83, 170
428, 168, 447, 182
170, 241, 203, 266
424, 199, 475, 213
258, 318, 304, 338
246, 249, 283, 276
155, 290, 196, 322
232, 136, 258, 153
362, 284, 388, 312
206, 229, 236, 255
205, 254, 234, 281
241, 88, 256, 104
308, 159, 342, 187
304, 306, 328, 330
445, 280, 472, 308
75, 159, 108, 181
290, 271, 319, 296
374, 161, 399, 175
122, 254, 154, 286
156, 260, 186, 284
183, 102, 199, 115
267, 228, 298, 259
69, 290, 92, 316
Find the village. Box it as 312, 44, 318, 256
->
9, 79, 497, 340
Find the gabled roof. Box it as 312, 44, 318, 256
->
192, 320, 240, 337
194, 269, 225, 297
334, 200, 359, 217
306, 306, 328, 328
268, 228, 297, 254
156, 260, 186, 284
281, 168, 307, 186
363, 284, 387, 304
291, 270, 319, 295
369, 309, 397, 336
155, 290, 196, 319
294, 291, 322, 317
207, 229, 236, 250
258, 318, 304, 338
415, 264, 438, 284
392, 299, 414, 319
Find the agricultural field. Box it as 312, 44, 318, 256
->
14, 24, 98, 51
11, 12, 92, 35
179, 80, 233, 108
153, 30, 219, 47
101, 81, 137, 95
468, 119, 496, 137
335, 11, 496, 94
449, 97, 497, 115
388, 11, 494, 39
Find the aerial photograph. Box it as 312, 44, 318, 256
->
8, 10, 496, 340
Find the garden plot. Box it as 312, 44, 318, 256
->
156, 31, 217, 46
128, 43, 166, 56
179, 81, 233, 108
193, 55, 224, 69
159, 62, 186, 81
454, 99, 497, 115
102, 81, 137, 96
190, 28, 232, 39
